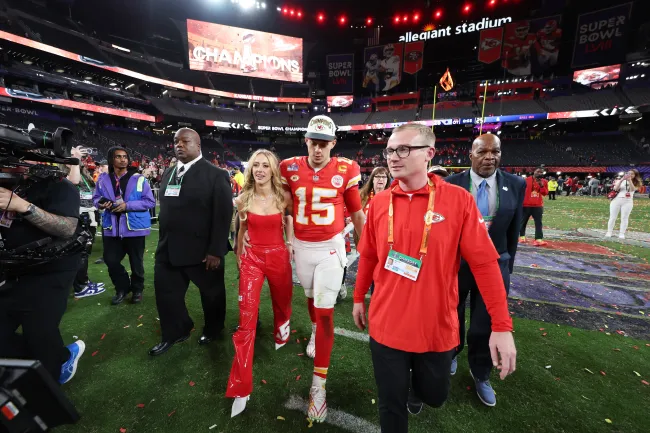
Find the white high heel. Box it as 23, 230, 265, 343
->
231, 396, 250, 418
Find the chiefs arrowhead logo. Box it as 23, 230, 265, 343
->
315, 124, 325, 130
481, 38, 501, 51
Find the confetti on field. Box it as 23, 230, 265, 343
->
600, 371, 606, 376
291, 368, 297, 372
91, 351, 99, 357
306, 418, 313, 428
584, 368, 594, 374
642, 380, 650, 386
291, 330, 297, 334
539, 328, 545, 331
530, 264, 540, 268
138, 315, 143, 320
167, 410, 176, 417
567, 332, 572, 337
605, 419, 612, 424
542, 333, 548, 336
466, 386, 472, 390
545, 365, 552, 369
209, 424, 217, 430
613, 348, 620, 352
261, 379, 267, 384
296, 375, 301, 381
581, 395, 589, 400
371, 399, 376, 404
123, 325, 130, 329
73, 335, 78, 340
136, 404, 145, 408
101, 333, 106, 340
296, 338, 300, 344
633, 371, 641, 377
120, 429, 127, 433
137, 324, 143, 328
277, 416, 285, 421
633, 345, 639, 350
297, 353, 304, 356
189, 381, 196, 387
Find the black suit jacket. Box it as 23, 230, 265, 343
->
156, 158, 233, 267
446, 169, 525, 274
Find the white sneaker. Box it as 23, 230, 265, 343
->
308, 376, 327, 423
618, 234, 625, 239
605, 232, 613, 238
306, 323, 316, 359
231, 395, 250, 418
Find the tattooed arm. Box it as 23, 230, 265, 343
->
0, 187, 78, 238
24, 206, 78, 238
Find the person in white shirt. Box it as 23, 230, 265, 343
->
606, 169, 642, 239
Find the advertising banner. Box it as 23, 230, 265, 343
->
187, 19, 303, 83
0, 88, 155, 122
403, 41, 424, 74
572, 3, 633, 68
326, 54, 354, 94
194, 87, 310, 103
501, 15, 562, 76
478, 27, 503, 64
0, 30, 193, 91
362, 43, 404, 92
327, 95, 353, 108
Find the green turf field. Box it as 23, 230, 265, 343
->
57, 196, 649, 433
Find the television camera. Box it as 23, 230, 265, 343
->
0, 123, 92, 275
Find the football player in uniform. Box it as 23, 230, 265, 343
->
535, 20, 561, 69
275, 115, 365, 422
363, 53, 380, 92
380, 44, 400, 91
502, 22, 536, 76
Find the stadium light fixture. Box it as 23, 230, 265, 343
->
403, 15, 408, 22
283, 7, 288, 14
290, 9, 294, 16
297, 11, 302, 17
463, 3, 472, 13
413, 13, 420, 22
277, 6, 281, 11
394, 15, 400, 24
317, 13, 325, 22
366, 17, 373, 25
489, 0, 496, 5
339, 15, 346, 24
239, 0, 255, 10
434, 9, 442, 19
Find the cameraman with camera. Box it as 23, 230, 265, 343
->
0, 156, 86, 385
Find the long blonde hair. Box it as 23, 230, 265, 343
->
238, 149, 285, 218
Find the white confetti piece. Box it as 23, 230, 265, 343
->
209, 425, 217, 430
545, 365, 552, 369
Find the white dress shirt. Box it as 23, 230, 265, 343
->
469, 169, 498, 217
175, 153, 203, 179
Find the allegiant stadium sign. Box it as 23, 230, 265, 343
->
399, 16, 513, 42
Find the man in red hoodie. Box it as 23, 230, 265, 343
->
352, 124, 516, 433
519, 167, 548, 246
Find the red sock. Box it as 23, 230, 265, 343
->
313, 308, 334, 379
307, 298, 316, 324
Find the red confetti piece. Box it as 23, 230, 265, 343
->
138, 315, 143, 320
136, 404, 145, 408
91, 351, 99, 357
297, 353, 304, 356
189, 381, 196, 387
600, 371, 606, 376
303, 337, 308, 341
642, 380, 649, 386
100, 333, 106, 340
296, 338, 300, 344
120, 429, 127, 433
633, 346, 639, 350
598, 328, 604, 332
291, 368, 298, 372
555, 377, 560, 381
567, 332, 572, 337
261, 379, 267, 384
167, 410, 176, 417
616, 330, 625, 335
616, 312, 622, 316
291, 330, 297, 334
466, 386, 472, 390
296, 375, 301, 381
539, 328, 545, 331
542, 333, 548, 336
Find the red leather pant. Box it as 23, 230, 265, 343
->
226, 244, 293, 398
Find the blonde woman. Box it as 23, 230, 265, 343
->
606, 169, 642, 239
226, 149, 294, 417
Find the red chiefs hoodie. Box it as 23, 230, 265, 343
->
523, 176, 548, 207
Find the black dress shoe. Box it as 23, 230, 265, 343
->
148, 334, 190, 357
198, 334, 213, 345
407, 391, 423, 415
131, 293, 143, 304
111, 292, 128, 305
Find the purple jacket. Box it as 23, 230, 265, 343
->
93, 171, 156, 238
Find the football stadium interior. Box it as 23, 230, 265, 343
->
0, 0, 649, 431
